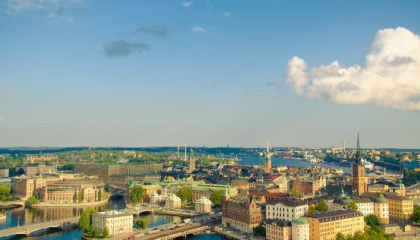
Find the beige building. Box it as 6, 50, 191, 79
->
23, 154, 57, 164
195, 196, 212, 213
92, 211, 133, 236
165, 193, 181, 209
266, 220, 292, 240
0, 168, 9, 178
15, 164, 56, 177
292, 218, 310, 240
303, 209, 364, 240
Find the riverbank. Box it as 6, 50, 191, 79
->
31, 196, 110, 208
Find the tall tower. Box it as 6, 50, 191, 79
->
352, 131, 368, 196
187, 149, 196, 173
264, 140, 272, 171
221, 187, 230, 218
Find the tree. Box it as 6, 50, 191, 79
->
348, 201, 358, 210
365, 214, 381, 227
78, 190, 82, 203
210, 189, 224, 205
103, 227, 109, 238
137, 218, 148, 229
26, 196, 38, 206
315, 200, 328, 212
176, 187, 192, 203
336, 232, 346, 240
410, 205, 420, 223
104, 184, 110, 193
308, 206, 316, 214
78, 208, 98, 232
98, 189, 102, 201
130, 185, 145, 203
253, 225, 266, 237
290, 189, 301, 196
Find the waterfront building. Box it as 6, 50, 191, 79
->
352, 133, 368, 196
149, 188, 167, 204
74, 163, 163, 182
195, 196, 212, 213
303, 209, 364, 240
0, 168, 9, 178
266, 199, 308, 221
165, 193, 181, 209
15, 164, 56, 177
92, 210, 133, 236
222, 188, 262, 233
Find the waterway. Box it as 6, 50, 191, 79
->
0, 196, 227, 240
238, 156, 352, 174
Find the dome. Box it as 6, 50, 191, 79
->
339, 196, 352, 205
292, 218, 309, 225
374, 193, 388, 203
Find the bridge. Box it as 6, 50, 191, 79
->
0, 217, 79, 238
121, 206, 200, 217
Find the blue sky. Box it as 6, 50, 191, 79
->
1, 0, 420, 148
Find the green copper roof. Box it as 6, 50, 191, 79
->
292, 218, 309, 225
339, 196, 352, 205
374, 193, 388, 203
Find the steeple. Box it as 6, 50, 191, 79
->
354, 130, 362, 165
264, 140, 272, 170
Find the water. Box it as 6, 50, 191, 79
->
238, 156, 352, 174
0, 196, 203, 240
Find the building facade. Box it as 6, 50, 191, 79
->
195, 196, 212, 213
92, 211, 133, 236
165, 193, 181, 209
266, 220, 292, 240
266, 199, 308, 221
303, 209, 364, 240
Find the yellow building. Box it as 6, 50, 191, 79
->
266, 220, 292, 240
386, 193, 413, 223
303, 209, 364, 240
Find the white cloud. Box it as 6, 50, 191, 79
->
0, 117, 4, 121
286, 27, 420, 110
253, 91, 265, 96
223, 11, 231, 18
182, 1, 193, 7
35, 120, 47, 124
191, 26, 205, 33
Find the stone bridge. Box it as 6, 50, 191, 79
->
0, 216, 79, 238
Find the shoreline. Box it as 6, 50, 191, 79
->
31, 196, 110, 208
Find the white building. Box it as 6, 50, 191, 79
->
374, 193, 390, 224
92, 210, 133, 236
165, 193, 181, 209
273, 175, 289, 193
354, 199, 374, 216
291, 218, 310, 240
195, 196, 212, 213
150, 188, 167, 204
266, 199, 308, 221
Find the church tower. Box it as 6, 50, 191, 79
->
187, 149, 196, 173
264, 140, 272, 172
352, 132, 368, 196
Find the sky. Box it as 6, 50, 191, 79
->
1, 0, 420, 148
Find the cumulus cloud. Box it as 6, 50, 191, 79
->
101, 40, 149, 58
182, 1, 193, 7
131, 25, 168, 38
286, 27, 420, 110
6, 0, 81, 12
191, 26, 205, 33
223, 11, 231, 18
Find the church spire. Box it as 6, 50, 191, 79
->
355, 130, 362, 165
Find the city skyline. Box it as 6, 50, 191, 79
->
1, 0, 420, 148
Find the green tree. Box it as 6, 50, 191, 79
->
290, 189, 301, 196
315, 200, 328, 212
78, 208, 98, 232
365, 214, 381, 227
98, 189, 102, 201
210, 189, 224, 205
336, 232, 346, 240
410, 205, 420, 223
103, 227, 109, 238
136, 218, 148, 229
26, 196, 38, 206
104, 184, 110, 193
308, 205, 316, 214
130, 185, 145, 203
253, 225, 266, 237
348, 201, 358, 210
78, 190, 82, 203
176, 187, 192, 203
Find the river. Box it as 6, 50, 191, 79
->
0, 196, 227, 240
238, 156, 352, 174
